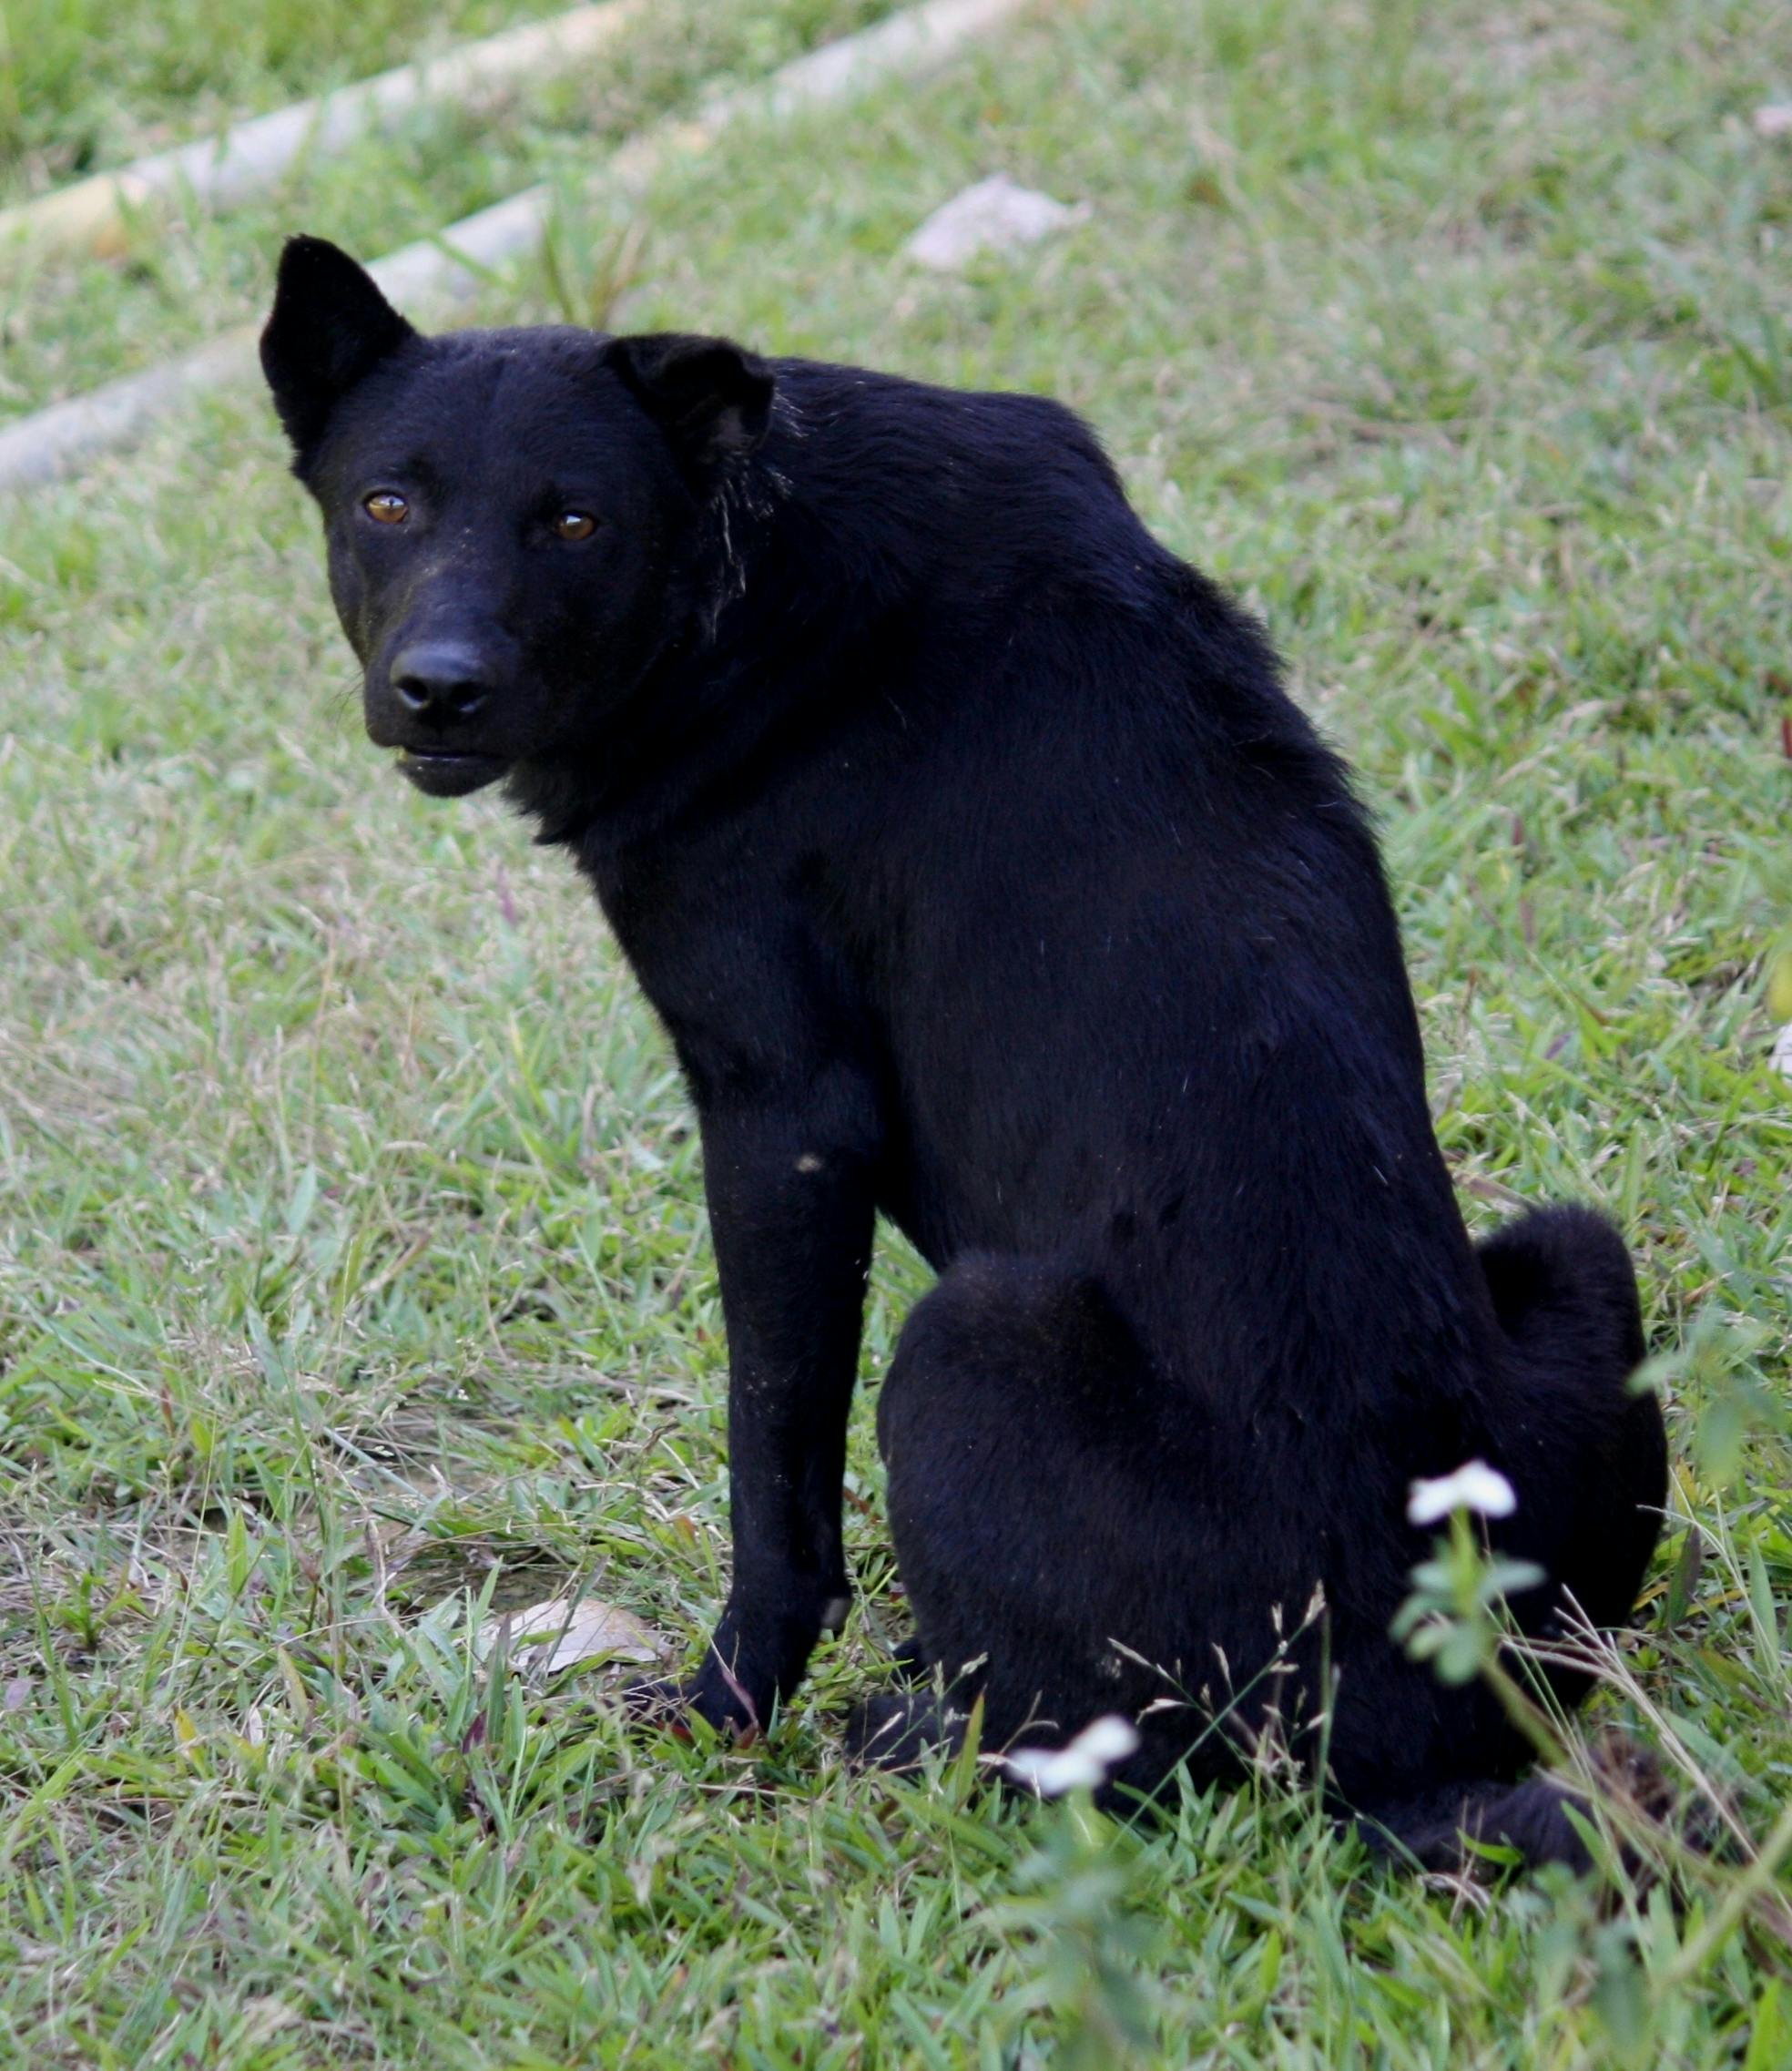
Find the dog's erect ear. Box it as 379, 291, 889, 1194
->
605, 333, 775, 470
260, 235, 417, 456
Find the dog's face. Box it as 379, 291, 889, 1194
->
260, 237, 773, 798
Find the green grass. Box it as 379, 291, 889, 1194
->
3, 0, 1792, 2062
0, 0, 893, 412
0, 0, 575, 199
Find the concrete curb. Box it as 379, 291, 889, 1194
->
0, 3, 642, 267
0, 0, 1033, 495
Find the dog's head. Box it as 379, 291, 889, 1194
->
260, 236, 774, 798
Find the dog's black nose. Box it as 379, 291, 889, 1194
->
389, 641, 494, 722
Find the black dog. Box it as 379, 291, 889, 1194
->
261, 236, 1666, 1867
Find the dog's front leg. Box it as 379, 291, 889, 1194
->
675, 1082, 878, 1737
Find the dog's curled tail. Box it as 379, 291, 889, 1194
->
1362, 1775, 1602, 1872
1362, 1735, 1689, 1874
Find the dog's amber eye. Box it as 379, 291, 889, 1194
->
554, 511, 597, 542
363, 491, 409, 525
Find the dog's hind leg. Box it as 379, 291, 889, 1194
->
848, 1254, 1210, 1790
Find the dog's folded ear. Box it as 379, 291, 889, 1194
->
260, 235, 417, 458
605, 333, 775, 472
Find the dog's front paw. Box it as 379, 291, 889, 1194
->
620, 1675, 694, 1737
620, 1652, 775, 1746
622, 1587, 842, 1745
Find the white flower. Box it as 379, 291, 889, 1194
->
999, 1713, 1141, 1797
1771, 1024, 1792, 1080
1407, 1459, 1517, 1526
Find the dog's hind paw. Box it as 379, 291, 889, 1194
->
843, 1691, 962, 1771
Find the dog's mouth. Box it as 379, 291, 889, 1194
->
395, 750, 509, 798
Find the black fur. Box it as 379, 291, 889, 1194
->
262, 238, 1668, 1866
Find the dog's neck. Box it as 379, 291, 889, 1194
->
505, 410, 907, 854
504, 363, 1160, 855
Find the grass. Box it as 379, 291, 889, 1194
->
2, 0, 1791, 2061
0, 0, 893, 413
0, 0, 576, 199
